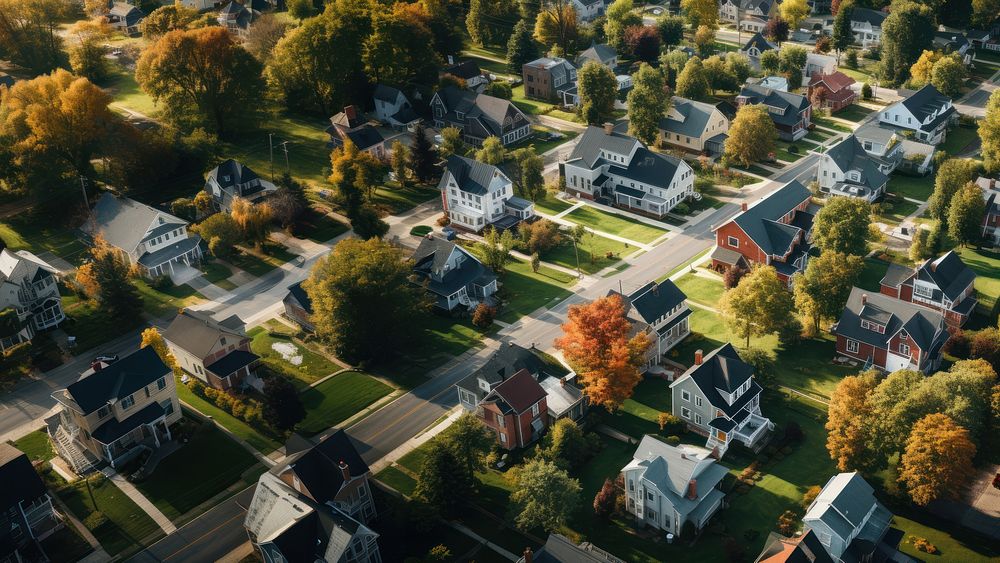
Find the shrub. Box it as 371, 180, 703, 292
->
657, 412, 684, 434
436, 214, 450, 227
665, 435, 681, 445
801, 485, 822, 509
788, 144, 799, 154
674, 202, 690, 215
845, 49, 859, 68
150, 275, 172, 290
910, 536, 937, 554
943, 329, 971, 358
723, 265, 747, 289
776, 510, 799, 537
783, 420, 803, 443
861, 82, 873, 100
83, 510, 108, 530
471, 303, 496, 328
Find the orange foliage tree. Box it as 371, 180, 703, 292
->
555, 294, 651, 411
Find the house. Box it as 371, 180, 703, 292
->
518, 534, 624, 563
0, 443, 60, 563
816, 135, 889, 202
965, 28, 994, 50
179, 0, 213, 9
736, 84, 812, 141
283, 281, 314, 332
610, 280, 692, 367
933, 31, 972, 64
740, 33, 778, 71
522, 57, 578, 105
878, 83, 957, 145
710, 180, 814, 285
977, 176, 1000, 245
670, 344, 774, 456
754, 530, 835, 563
442, 60, 488, 90
621, 438, 727, 534
47, 347, 182, 473
456, 342, 586, 427
832, 287, 949, 373
0, 249, 64, 353
570, 0, 605, 21
810, 0, 831, 14
804, 53, 837, 78
576, 43, 617, 70
410, 236, 498, 311
108, 2, 144, 34
438, 155, 535, 232
326, 106, 386, 158
879, 251, 977, 327
0, 72, 15, 89
853, 120, 924, 175
431, 87, 532, 147
560, 125, 695, 218
719, 0, 776, 31
217, 0, 258, 36
657, 96, 731, 155
83, 193, 203, 280
850, 7, 886, 48
163, 309, 261, 391
245, 431, 380, 563
807, 71, 858, 113
203, 159, 278, 213
803, 472, 906, 562
479, 368, 549, 449
372, 85, 420, 130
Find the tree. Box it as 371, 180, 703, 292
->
507, 19, 539, 72
812, 197, 877, 256
970, 328, 1000, 374
779, 45, 808, 90
270, 190, 305, 232
539, 418, 590, 470
475, 136, 506, 165
740, 347, 776, 389
764, 16, 789, 45
303, 238, 428, 363
879, 1, 935, 86
593, 478, 618, 518
419, 0, 466, 58
793, 251, 864, 334
680, 0, 718, 28
676, 56, 711, 101
230, 198, 272, 249
75, 236, 143, 324
760, 49, 781, 75
518, 219, 561, 255
779, 0, 810, 29
242, 15, 289, 64
723, 264, 748, 289
137, 27, 265, 135
69, 19, 112, 82
825, 372, 879, 471
693, 25, 715, 57
928, 158, 981, 222
555, 294, 652, 411
518, 152, 545, 201
142, 2, 199, 38
972, 0, 1000, 27
262, 373, 306, 431
480, 227, 517, 273
441, 413, 495, 478
814, 35, 832, 54
724, 104, 777, 167
391, 141, 410, 186
287, 0, 314, 19
604, 0, 642, 51
197, 212, 242, 257
0, 0, 68, 73
439, 126, 465, 158
898, 413, 976, 506
415, 441, 475, 516
623, 25, 660, 63
982, 90, 1000, 174
467, 0, 517, 48
909, 227, 933, 261
726, 53, 752, 85
703, 55, 736, 95
329, 139, 384, 214
656, 14, 685, 47
865, 368, 925, 462
350, 204, 389, 240
931, 54, 969, 98
140, 327, 182, 377
719, 265, 795, 347
627, 64, 668, 145
509, 459, 581, 532
909, 50, 942, 86
948, 183, 985, 247
364, 4, 440, 87
577, 61, 618, 124
831, 1, 853, 63
534, 0, 577, 56
410, 124, 438, 182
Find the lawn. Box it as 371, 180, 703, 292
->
135, 422, 260, 521
497, 258, 575, 323
520, 126, 579, 156
248, 325, 340, 388
227, 241, 297, 277
879, 199, 920, 226
955, 247, 1000, 315
175, 379, 282, 454
57, 474, 163, 557
134, 279, 204, 319
892, 514, 999, 563
0, 216, 88, 265
458, 54, 515, 78
39, 525, 93, 563
887, 174, 934, 202
805, 129, 833, 143
857, 257, 891, 292
657, 247, 711, 282
219, 113, 333, 187
673, 272, 725, 307
297, 209, 350, 243
563, 206, 667, 244
375, 465, 418, 496
60, 292, 138, 353
201, 262, 237, 291
939, 126, 979, 156
107, 69, 158, 116
11, 429, 54, 461
975, 49, 1000, 64
812, 116, 854, 133
835, 104, 875, 123
533, 192, 574, 216
297, 371, 394, 435
510, 84, 580, 122
370, 182, 440, 214
774, 139, 818, 163
542, 232, 636, 275
837, 64, 875, 83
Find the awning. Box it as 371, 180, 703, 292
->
531, 418, 544, 432
710, 246, 746, 267
206, 349, 260, 378
91, 402, 165, 444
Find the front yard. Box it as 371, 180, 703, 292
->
562, 206, 667, 244
370, 315, 491, 390
227, 241, 297, 277
541, 232, 637, 275
248, 323, 341, 388
955, 247, 1000, 316
57, 473, 163, 558
887, 174, 934, 202
497, 258, 575, 323
297, 371, 394, 435
134, 279, 204, 319
533, 192, 575, 216
835, 104, 875, 123
673, 271, 725, 307
175, 378, 283, 454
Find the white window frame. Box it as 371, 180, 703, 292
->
846, 339, 859, 354
695, 396, 703, 407
681, 407, 691, 419
899, 343, 911, 356
727, 236, 739, 248
681, 390, 691, 402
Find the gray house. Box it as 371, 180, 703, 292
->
430, 87, 531, 147
609, 279, 691, 369
108, 2, 145, 34
203, 159, 278, 213
372, 85, 420, 130
0, 444, 60, 563
518, 534, 624, 563
669, 344, 773, 456
576, 43, 617, 71
410, 236, 498, 311
621, 437, 727, 534
815, 135, 889, 202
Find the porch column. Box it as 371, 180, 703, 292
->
150, 423, 160, 447
104, 443, 114, 466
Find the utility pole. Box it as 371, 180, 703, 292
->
268, 133, 275, 182
280, 141, 290, 174
79, 176, 90, 209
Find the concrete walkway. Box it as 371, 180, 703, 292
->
102, 468, 177, 534
445, 521, 519, 562
185, 276, 232, 302
369, 408, 463, 474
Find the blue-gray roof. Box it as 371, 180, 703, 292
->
658, 97, 721, 139
439, 155, 503, 196
567, 126, 641, 168
731, 180, 812, 256
65, 347, 170, 415
833, 287, 947, 352
824, 135, 888, 194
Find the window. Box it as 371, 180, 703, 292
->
646, 491, 654, 501
728, 236, 739, 248
156, 377, 166, 391
629, 479, 635, 491
500, 432, 507, 443
847, 339, 859, 353
163, 400, 174, 416
496, 413, 505, 428
531, 403, 540, 417
682, 407, 691, 419
914, 283, 933, 298
695, 414, 703, 425
97, 406, 110, 420
695, 396, 703, 407
121, 394, 135, 410
681, 390, 691, 402
899, 343, 910, 356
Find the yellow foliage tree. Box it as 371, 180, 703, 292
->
230, 197, 273, 249
898, 413, 976, 506
908, 50, 941, 87
140, 327, 183, 377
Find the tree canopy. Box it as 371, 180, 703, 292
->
676, 56, 711, 101
898, 413, 976, 506
793, 251, 864, 334
719, 265, 796, 347
577, 61, 618, 124
812, 197, 877, 256
980, 90, 1000, 174
879, 1, 935, 86
723, 104, 777, 166
509, 459, 581, 532
627, 63, 668, 146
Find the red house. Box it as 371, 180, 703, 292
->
479, 368, 548, 450
879, 251, 977, 328
832, 288, 949, 373
807, 71, 858, 113
710, 180, 814, 285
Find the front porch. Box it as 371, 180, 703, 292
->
707, 413, 774, 455
613, 186, 669, 218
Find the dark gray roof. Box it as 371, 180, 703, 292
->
738, 85, 810, 127
879, 262, 911, 288
933, 31, 970, 52
621, 280, 687, 325
899, 84, 953, 123
206, 349, 259, 378
285, 281, 312, 315
532, 534, 624, 563
658, 97, 721, 139
567, 126, 641, 168
457, 343, 565, 399
731, 180, 811, 256
278, 429, 369, 505
110, 1, 144, 23
834, 287, 947, 352
434, 87, 527, 139
916, 251, 976, 301
205, 159, 275, 202
136, 234, 203, 268
443, 60, 482, 80
741, 32, 777, 54
523, 58, 577, 93
92, 401, 165, 444
850, 7, 886, 27
86, 193, 188, 255
607, 147, 684, 190
0, 443, 47, 514
65, 347, 170, 415
804, 472, 886, 546
576, 43, 616, 68
163, 309, 246, 358
681, 344, 762, 418
440, 155, 503, 196
373, 84, 402, 103
410, 236, 496, 298
739, 0, 771, 11
341, 125, 384, 151
824, 135, 888, 193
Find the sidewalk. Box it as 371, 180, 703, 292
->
369, 408, 462, 474
102, 468, 178, 535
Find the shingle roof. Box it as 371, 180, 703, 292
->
410, 236, 496, 298
456, 343, 565, 398
285, 281, 312, 314
567, 126, 641, 167
834, 287, 947, 352
621, 280, 687, 325
729, 180, 811, 256
804, 472, 885, 545
484, 368, 547, 414
279, 429, 369, 505
65, 347, 170, 415
625, 437, 728, 516
658, 97, 722, 139
85, 193, 187, 255
879, 262, 914, 288
0, 443, 47, 514
809, 71, 855, 93
824, 135, 888, 193
576, 43, 617, 68
738, 85, 810, 127
533, 533, 624, 563
443, 60, 482, 80
850, 7, 886, 27
440, 155, 503, 196
92, 401, 165, 444
342, 125, 384, 151
898, 84, 953, 123
373, 84, 402, 103
163, 309, 246, 359
916, 250, 976, 301
607, 147, 684, 190
742, 32, 777, 54
434, 87, 526, 139
755, 530, 836, 563
677, 344, 762, 418
206, 349, 259, 378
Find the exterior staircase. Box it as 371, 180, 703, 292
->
47, 415, 98, 474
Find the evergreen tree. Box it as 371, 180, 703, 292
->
409, 124, 437, 183
507, 18, 539, 73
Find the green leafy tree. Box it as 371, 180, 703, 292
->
627, 63, 668, 145
726, 53, 752, 85
930, 54, 968, 98
928, 158, 981, 222
414, 441, 475, 516
467, 0, 517, 47
909, 227, 933, 261
866, 369, 925, 463
656, 14, 685, 47
879, 1, 935, 86
898, 413, 976, 506
779, 45, 808, 90
680, 0, 718, 28
475, 136, 506, 165
262, 373, 306, 431
349, 204, 389, 240
719, 265, 795, 347
948, 182, 986, 247
812, 197, 877, 256
439, 126, 465, 158
577, 61, 618, 124
516, 151, 545, 201
703, 55, 736, 95
480, 227, 517, 272
723, 104, 777, 166
603, 0, 642, 51
442, 413, 496, 478
675, 56, 711, 101
410, 124, 438, 183
534, 0, 577, 55
507, 18, 539, 73
142, 1, 199, 37
0, 0, 69, 73
69, 20, 112, 82
391, 140, 409, 186
979, 90, 1000, 174
793, 251, 864, 334
539, 418, 590, 471
363, 4, 440, 87
196, 212, 242, 257
972, 0, 1000, 27
302, 238, 428, 363
693, 24, 715, 57
509, 459, 581, 532
760, 49, 781, 75
74, 236, 143, 324
740, 347, 776, 389
287, 0, 314, 19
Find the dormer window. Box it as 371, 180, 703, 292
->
860, 319, 885, 334
478, 378, 490, 392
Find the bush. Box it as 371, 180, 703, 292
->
723, 265, 747, 289
673, 202, 690, 215
436, 214, 450, 227
776, 510, 799, 537
788, 144, 799, 154
471, 303, 496, 328
150, 275, 173, 291
845, 50, 859, 68
801, 485, 822, 509
665, 435, 681, 445
910, 536, 937, 554
410, 225, 432, 237
657, 412, 685, 434
943, 329, 971, 358
82, 510, 109, 530
783, 421, 803, 443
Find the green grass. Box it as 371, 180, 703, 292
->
887, 174, 934, 202
136, 423, 259, 521
39, 525, 93, 563
248, 325, 340, 388
227, 241, 296, 277
805, 129, 833, 142
108, 69, 159, 116
61, 293, 138, 352
510, 84, 580, 122
370, 182, 440, 214
975, 49, 1000, 64
673, 272, 725, 307
497, 258, 574, 322
175, 380, 282, 454
658, 248, 711, 282
892, 514, 999, 563
297, 209, 350, 243
370, 315, 491, 389
219, 113, 334, 188
534, 192, 574, 215
201, 262, 236, 291
939, 126, 979, 156
955, 247, 1000, 315
375, 465, 418, 496
519, 126, 579, 156
11, 430, 54, 461
542, 233, 636, 275
0, 215, 88, 265
879, 199, 920, 226
774, 139, 818, 163
837, 65, 875, 82
134, 279, 204, 319
563, 206, 667, 244
58, 475, 163, 557
297, 371, 394, 435
835, 104, 875, 123
813, 116, 854, 133
857, 257, 891, 292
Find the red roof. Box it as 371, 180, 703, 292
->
809, 71, 855, 93
489, 368, 547, 413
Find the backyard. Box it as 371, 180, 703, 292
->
248, 323, 341, 388
297, 371, 394, 435
939, 125, 980, 156
955, 247, 1000, 316
174, 380, 283, 454
887, 174, 934, 202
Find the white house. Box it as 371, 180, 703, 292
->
372, 85, 420, 130
570, 0, 605, 21
740, 32, 778, 71
850, 8, 886, 48
657, 97, 731, 155
621, 437, 728, 535
561, 125, 695, 218
410, 236, 499, 311
803, 473, 904, 562
804, 52, 837, 78
719, 0, 775, 30
0, 249, 64, 352
854, 120, 930, 175
816, 135, 889, 202
878, 84, 957, 145
610, 280, 692, 367
439, 155, 534, 232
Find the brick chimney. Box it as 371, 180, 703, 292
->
686, 479, 697, 500
344, 105, 357, 121
603, 122, 614, 135
559, 377, 566, 387
91, 360, 103, 372
338, 460, 350, 482
741, 202, 748, 212
695, 349, 703, 365
861, 293, 868, 305
523, 547, 533, 563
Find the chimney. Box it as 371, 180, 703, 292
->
345, 105, 357, 121
603, 122, 614, 135
523, 547, 533, 563
741, 202, 748, 212
91, 360, 103, 372
559, 377, 566, 387
338, 460, 350, 482
686, 479, 698, 500
695, 349, 703, 365
861, 293, 868, 305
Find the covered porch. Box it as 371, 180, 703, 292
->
613, 185, 669, 218
92, 403, 172, 469
707, 410, 774, 454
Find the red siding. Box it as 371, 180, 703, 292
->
480, 398, 548, 450
714, 223, 766, 266
880, 285, 899, 298
888, 332, 921, 365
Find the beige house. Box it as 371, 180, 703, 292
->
47, 347, 181, 473
657, 97, 731, 156
163, 309, 260, 391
